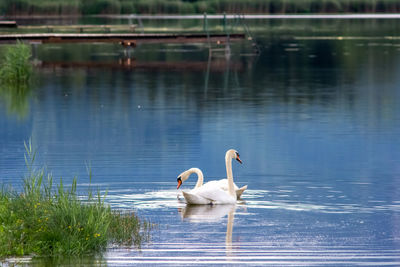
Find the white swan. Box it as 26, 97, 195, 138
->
180, 149, 246, 204
176, 167, 247, 199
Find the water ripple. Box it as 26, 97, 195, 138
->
100, 188, 400, 214
105, 245, 400, 266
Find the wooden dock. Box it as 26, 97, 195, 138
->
18, 24, 137, 33
0, 33, 245, 44
0, 21, 17, 28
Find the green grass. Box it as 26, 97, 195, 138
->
0, 41, 32, 87
0, 140, 150, 259
0, 42, 33, 119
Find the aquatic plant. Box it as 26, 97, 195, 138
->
0, 42, 33, 119
0, 140, 150, 259
0, 41, 32, 87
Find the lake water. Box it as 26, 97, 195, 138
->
1, 18, 400, 265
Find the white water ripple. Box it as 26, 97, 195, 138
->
105, 244, 400, 266
100, 189, 400, 214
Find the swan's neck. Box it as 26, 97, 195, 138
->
192, 168, 204, 189
226, 208, 234, 249
225, 153, 235, 197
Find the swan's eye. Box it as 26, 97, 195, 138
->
236, 152, 240, 157
177, 177, 182, 182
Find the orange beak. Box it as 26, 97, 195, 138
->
236, 156, 242, 164
177, 178, 182, 189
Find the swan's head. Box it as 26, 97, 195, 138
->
177, 177, 183, 189
235, 151, 242, 164
176, 168, 201, 189
226, 149, 242, 164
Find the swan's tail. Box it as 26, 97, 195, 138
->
182, 191, 212, 205
236, 185, 248, 199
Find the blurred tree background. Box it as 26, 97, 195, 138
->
0, 0, 399, 16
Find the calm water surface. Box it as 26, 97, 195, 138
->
1, 18, 400, 265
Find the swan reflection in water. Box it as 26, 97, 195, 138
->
178, 204, 236, 258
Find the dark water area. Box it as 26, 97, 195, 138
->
1, 18, 400, 265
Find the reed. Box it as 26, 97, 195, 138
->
0, 42, 32, 87
0, 42, 33, 119
0, 140, 150, 259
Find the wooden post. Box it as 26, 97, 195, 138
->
0, 21, 17, 28
223, 12, 227, 33
203, 13, 207, 32
203, 13, 211, 51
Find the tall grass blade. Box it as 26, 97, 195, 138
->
0, 142, 151, 259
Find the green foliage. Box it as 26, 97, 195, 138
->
0, 41, 32, 87
0, 140, 150, 259
0, 42, 33, 119
81, 0, 121, 15
1, 0, 79, 15
1, 0, 400, 15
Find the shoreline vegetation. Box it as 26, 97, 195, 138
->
0, 141, 151, 260
0, 41, 32, 87
0, 42, 33, 119
1, 0, 400, 16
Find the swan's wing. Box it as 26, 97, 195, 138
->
182, 191, 213, 205
190, 184, 236, 204
236, 185, 247, 199
202, 180, 223, 188
214, 179, 245, 200
213, 179, 239, 191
